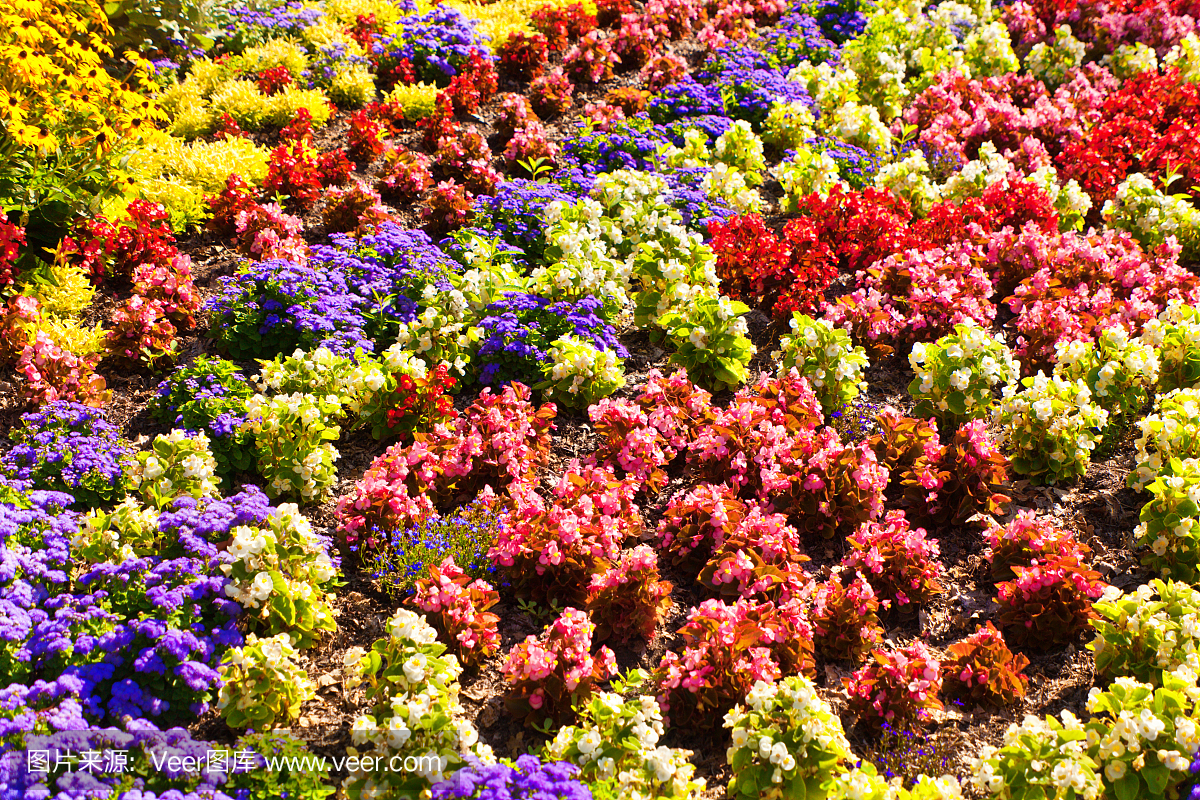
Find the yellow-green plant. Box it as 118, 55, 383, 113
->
218, 633, 316, 729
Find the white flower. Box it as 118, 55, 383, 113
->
403, 654, 427, 683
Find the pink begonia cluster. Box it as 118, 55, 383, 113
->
490, 461, 642, 606
657, 482, 748, 565
587, 368, 713, 491
18, 330, 106, 407
234, 202, 307, 263
409, 556, 500, 668
585, 544, 673, 644
321, 181, 394, 235
1003, 227, 1200, 371
699, 508, 809, 601
132, 253, 200, 328
693, 374, 888, 538
652, 597, 813, 728
496, 93, 538, 134
562, 30, 618, 85
843, 509, 943, 607
582, 100, 625, 130
824, 241, 995, 349
639, 0, 703, 40
996, 555, 1106, 649
1003, 0, 1197, 57
845, 641, 943, 729
611, 15, 659, 70
501, 607, 617, 726
808, 569, 883, 661
502, 121, 559, 172
697, 0, 788, 48
984, 509, 1092, 582
904, 68, 1115, 167
902, 418, 1010, 527
335, 383, 555, 549
105, 295, 177, 371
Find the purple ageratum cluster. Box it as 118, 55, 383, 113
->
561, 115, 676, 175
206, 259, 374, 360
373, 6, 489, 84
63, 556, 240, 721
0, 402, 133, 510
810, 0, 869, 44
430, 756, 591, 800
475, 293, 627, 387
718, 67, 815, 125
662, 166, 738, 230
812, 137, 884, 189
665, 115, 733, 145
221, 0, 326, 48
0, 486, 266, 727
155, 488, 277, 560
313, 223, 461, 339
308, 42, 372, 88
470, 180, 576, 264
756, 11, 839, 68
1, 722, 327, 800
324, 222, 455, 298
661, 41, 816, 127
150, 357, 256, 487
647, 77, 726, 123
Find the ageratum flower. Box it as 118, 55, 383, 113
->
1, 403, 133, 510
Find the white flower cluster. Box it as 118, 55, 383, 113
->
1106, 42, 1159, 79
832, 100, 892, 152
541, 335, 626, 410
1131, 388, 1200, 491
910, 321, 1018, 421
724, 677, 854, 794
243, 392, 341, 501
994, 372, 1109, 483
545, 691, 705, 800
875, 148, 941, 214
394, 308, 477, 379
777, 146, 845, 211
1053, 327, 1159, 435
713, 121, 766, 180
1103, 173, 1200, 256
700, 162, 764, 214
1092, 580, 1200, 684
654, 127, 710, 170
129, 430, 220, 508
75, 498, 160, 564
939, 141, 1012, 203
1140, 301, 1200, 395
530, 251, 630, 316
969, 712, 1102, 800
1025, 24, 1086, 87
762, 100, 818, 151
217, 632, 315, 728
1085, 672, 1200, 786
1164, 31, 1200, 83
963, 19, 1020, 76
1027, 165, 1093, 232
777, 313, 870, 412
220, 504, 338, 639
447, 232, 527, 313
343, 610, 492, 800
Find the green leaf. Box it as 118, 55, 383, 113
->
1114, 773, 1141, 800
1142, 763, 1170, 796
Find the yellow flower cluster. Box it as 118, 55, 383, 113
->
0, 0, 162, 153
